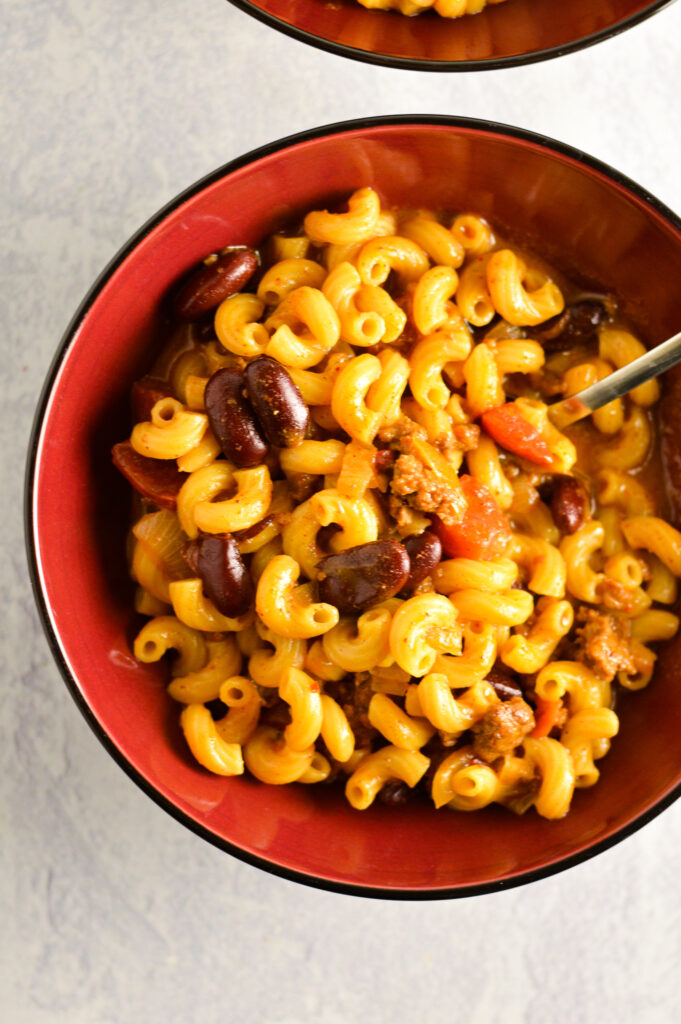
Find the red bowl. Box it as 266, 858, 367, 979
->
27, 116, 681, 898
225, 0, 676, 70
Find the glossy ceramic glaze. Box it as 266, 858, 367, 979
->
225, 0, 675, 70
27, 117, 681, 897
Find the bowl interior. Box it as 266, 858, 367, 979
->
30, 120, 681, 895
228, 0, 671, 68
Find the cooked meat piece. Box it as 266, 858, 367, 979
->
450, 423, 481, 452
259, 700, 292, 732
391, 453, 462, 525
575, 609, 636, 681
430, 427, 462, 457
392, 452, 430, 495
388, 494, 428, 534
325, 674, 376, 749
379, 416, 478, 458
472, 696, 536, 762
600, 579, 640, 614
378, 416, 427, 447
502, 776, 542, 816
374, 448, 397, 473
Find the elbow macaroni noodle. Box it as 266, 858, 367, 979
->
116, 187, 681, 821
355, 1, 510, 23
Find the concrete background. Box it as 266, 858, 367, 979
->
3, 1, 681, 1020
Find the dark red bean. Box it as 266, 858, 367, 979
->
317, 540, 410, 614
172, 248, 258, 321
181, 539, 200, 576
402, 531, 442, 593
194, 314, 218, 344
232, 515, 274, 545
564, 299, 610, 342
182, 534, 253, 618
132, 377, 174, 423
526, 308, 569, 344
529, 299, 609, 351
111, 441, 188, 509
304, 417, 325, 441
285, 473, 320, 503
204, 367, 268, 467
549, 474, 589, 534
378, 782, 413, 806
486, 668, 524, 702
244, 356, 309, 448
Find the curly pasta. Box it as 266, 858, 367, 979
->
114, 186, 680, 821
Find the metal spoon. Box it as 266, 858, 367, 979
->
548, 329, 681, 430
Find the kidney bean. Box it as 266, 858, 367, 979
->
529, 298, 609, 351
232, 515, 274, 545
304, 417, 325, 442
181, 538, 201, 576
172, 248, 258, 321
132, 377, 174, 423
402, 531, 442, 593
526, 308, 569, 345
204, 367, 268, 467
244, 357, 310, 448
486, 667, 524, 702
195, 314, 218, 344
549, 474, 589, 534
564, 299, 609, 341
182, 533, 253, 618
111, 441, 188, 509
378, 782, 413, 806
317, 540, 410, 614
286, 472, 320, 503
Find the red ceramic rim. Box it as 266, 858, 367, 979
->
26, 115, 681, 899
223, 0, 677, 72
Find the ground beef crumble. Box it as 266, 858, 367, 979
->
472, 696, 536, 762
391, 451, 463, 525
378, 416, 427, 448
324, 673, 376, 749
574, 608, 636, 681
451, 423, 480, 452
599, 578, 641, 614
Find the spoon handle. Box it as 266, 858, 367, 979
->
548, 329, 681, 429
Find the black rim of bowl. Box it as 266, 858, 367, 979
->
223, 0, 676, 72
25, 114, 681, 900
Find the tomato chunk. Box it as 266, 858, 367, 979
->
530, 696, 561, 738
431, 475, 511, 560
481, 403, 554, 468
112, 441, 188, 510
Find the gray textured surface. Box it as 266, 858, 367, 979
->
4, 1, 681, 1021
